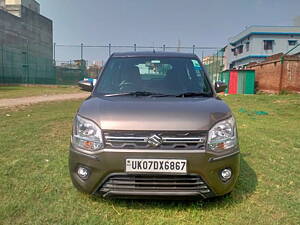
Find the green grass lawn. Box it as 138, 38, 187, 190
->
0, 85, 82, 99
0, 94, 299, 225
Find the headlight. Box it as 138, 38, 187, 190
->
207, 117, 237, 151
72, 115, 103, 151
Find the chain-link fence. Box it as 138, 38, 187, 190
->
54, 44, 224, 82
0, 42, 86, 85
0, 42, 55, 84
0, 43, 224, 85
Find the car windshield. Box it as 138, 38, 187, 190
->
94, 56, 213, 97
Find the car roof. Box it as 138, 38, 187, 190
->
111, 51, 197, 58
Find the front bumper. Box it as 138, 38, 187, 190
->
69, 145, 240, 199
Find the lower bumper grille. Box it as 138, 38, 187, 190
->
97, 174, 215, 199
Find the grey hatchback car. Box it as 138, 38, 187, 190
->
69, 52, 240, 199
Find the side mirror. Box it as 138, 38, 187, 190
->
215, 81, 227, 93
86, 82, 94, 92
78, 80, 94, 92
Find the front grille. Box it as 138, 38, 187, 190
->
104, 131, 207, 150
97, 174, 214, 198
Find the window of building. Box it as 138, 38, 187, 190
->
237, 45, 243, 54
245, 42, 250, 52
232, 48, 237, 56
264, 40, 274, 50
288, 40, 298, 46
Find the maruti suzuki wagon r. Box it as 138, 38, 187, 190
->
69, 51, 240, 199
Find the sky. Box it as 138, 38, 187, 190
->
38, 0, 300, 63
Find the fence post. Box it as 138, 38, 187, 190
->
192, 45, 195, 54
211, 54, 214, 82
215, 50, 219, 82
80, 43, 84, 60
79, 46, 83, 79
25, 40, 29, 84
53, 42, 56, 65
0, 42, 3, 83
53, 43, 56, 84
1, 42, 3, 83
221, 50, 224, 71
279, 55, 284, 92
177, 40, 181, 52
134, 44, 137, 52
80, 43, 84, 79
108, 43, 112, 56
212, 59, 214, 82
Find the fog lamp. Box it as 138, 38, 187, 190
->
77, 167, 90, 180
220, 168, 232, 181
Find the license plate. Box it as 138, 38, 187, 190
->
126, 159, 187, 174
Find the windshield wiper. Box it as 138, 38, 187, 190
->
104, 91, 211, 98
176, 92, 212, 98
104, 91, 174, 97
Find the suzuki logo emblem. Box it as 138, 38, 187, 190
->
147, 134, 163, 147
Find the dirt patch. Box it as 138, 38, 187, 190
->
273, 99, 300, 104
0, 93, 90, 108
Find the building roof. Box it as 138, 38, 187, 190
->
229, 25, 300, 45
231, 55, 269, 64
111, 51, 197, 58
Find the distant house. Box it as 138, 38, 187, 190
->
224, 25, 300, 69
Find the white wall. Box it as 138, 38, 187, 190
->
250, 34, 300, 55
5, 0, 21, 5
4, 0, 39, 13
0, 0, 5, 7
229, 26, 300, 43
225, 34, 300, 68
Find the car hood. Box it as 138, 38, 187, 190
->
78, 96, 232, 131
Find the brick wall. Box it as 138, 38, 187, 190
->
247, 55, 300, 93
282, 59, 300, 92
